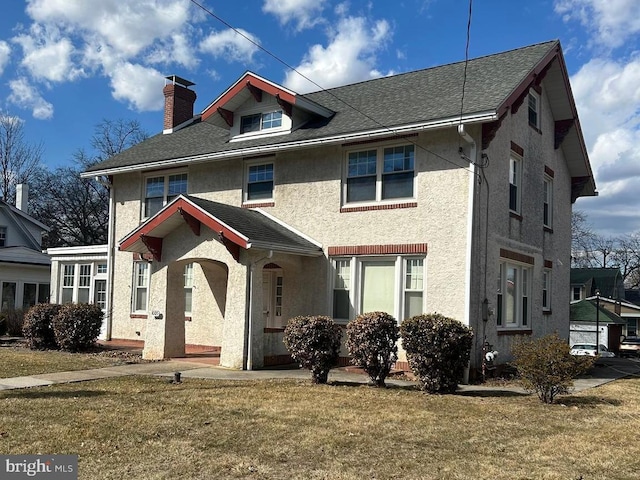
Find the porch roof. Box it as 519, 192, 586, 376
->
118, 195, 322, 261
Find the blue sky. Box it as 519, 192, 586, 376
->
0, 0, 638, 236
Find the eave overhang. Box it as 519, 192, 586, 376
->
118, 195, 323, 262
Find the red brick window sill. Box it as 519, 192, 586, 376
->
242, 202, 275, 209
497, 329, 532, 336
130, 314, 148, 319
340, 202, 417, 213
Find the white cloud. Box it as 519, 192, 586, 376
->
146, 32, 200, 69
262, 0, 326, 31
109, 63, 165, 112
555, 0, 640, 49
7, 77, 53, 119
283, 16, 392, 93
0, 41, 10, 76
199, 29, 260, 64
13, 24, 84, 82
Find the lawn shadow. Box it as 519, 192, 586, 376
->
454, 389, 529, 398
328, 380, 419, 391
556, 395, 622, 408
1, 389, 106, 400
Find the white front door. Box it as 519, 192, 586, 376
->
262, 272, 273, 327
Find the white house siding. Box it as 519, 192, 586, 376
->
474, 80, 573, 366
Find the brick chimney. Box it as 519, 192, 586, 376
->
16, 183, 28, 213
163, 75, 196, 132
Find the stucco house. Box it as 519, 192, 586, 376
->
0, 184, 51, 316
81, 40, 596, 373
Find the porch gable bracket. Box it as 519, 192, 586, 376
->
217, 107, 233, 127
218, 231, 240, 262
276, 94, 293, 117
246, 81, 263, 102
140, 235, 162, 262
178, 207, 201, 236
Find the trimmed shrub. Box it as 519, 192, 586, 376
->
346, 311, 399, 387
400, 313, 473, 393
23, 303, 62, 349
52, 303, 104, 352
283, 315, 342, 384
511, 333, 594, 404
1, 308, 25, 336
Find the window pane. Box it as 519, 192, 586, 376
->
506, 266, 517, 324
383, 145, 414, 172
333, 290, 351, 319
79, 264, 91, 287
405, 259, 423, 290
184, 289, 192, 314
38, 284, 50, 303
94, 280, 107, 309
382, 171, 414, 199
404, 292, 423, 319
62, 289, 73, 304
146, 177, 164, 198
1, 282, 16, 310
241, 114, 261, 133
135, 289, 147, 311
0, 226, 6, 246
361, 261, 395, 314
347, 176, 376, 202
63, 265, 75, 287
247, 164, 274, 200
97, 264, 107, 274
247, 181, 274, 200
136, 263, 149, 287
23, 283, 37, 309
168, 174, 188, 196
77, 288, 90, 304
145, 197, 164, 217
262, 111, 282, 129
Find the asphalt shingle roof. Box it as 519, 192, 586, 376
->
570, 299, 626, 324
86, 41, 559, 174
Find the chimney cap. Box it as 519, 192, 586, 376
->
165, 75, 195, 88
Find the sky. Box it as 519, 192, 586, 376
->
0, 0, 638, 237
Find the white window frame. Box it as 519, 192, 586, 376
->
59, 262, 101, 304
184, 263, 194, 316
542, 269, 551, 312
343, 144, 416, 206
244, 160, 275, 203
497, 260, 532, 329
528, 90, 540, 129
142, 170, 188, 218
330, 255, 425, 323
132, 261, 150, 314
543, 175, 553, 228
509, 153, 522, 214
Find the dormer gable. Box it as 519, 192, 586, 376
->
200, 72, 333, 141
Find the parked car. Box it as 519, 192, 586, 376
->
619, 337, 640, 357
570, 344, 615, 357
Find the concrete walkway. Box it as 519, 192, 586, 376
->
0, 356, 638, 394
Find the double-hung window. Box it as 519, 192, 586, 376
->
345, 145, 415, 204
245, 162, 274, 202
144, 172, 188, 218
184, 263, 194, 316
542, 269, 551, 311
132, 262, 150, 313
60, 263, 95, 304
509, 154, 522, 214
528, 91, 540, 129
497, 261, 531, 329
0, 226, 6, 247
62, 264, 75, 303
331, 256, 424, 322
543, 176, 553, 228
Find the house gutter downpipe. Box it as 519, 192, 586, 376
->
458, 124, 476, 384
95, 175, 115, 341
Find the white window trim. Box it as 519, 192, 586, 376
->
132, 261, 150, 314
231, 106, 292, 142
497, 260, 532, 329
543, 175, 553, 229
60, 262, 100, 304
330, 255, 425, 324
184, 263, 194, 316
343, 143, 417, 207
141, 169, 188, 219
509, 153, 522, 214
243, 159, 275, 204
542, 269, 551, 312
528, 90, 541, 129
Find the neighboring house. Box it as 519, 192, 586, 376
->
80, 40, 596, 372
569, 297, 628, 350
570, 268, 624, 302
622, 289, 640, 336
47, 245, 110, 339
0, 184, 51, 312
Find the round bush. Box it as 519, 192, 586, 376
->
400, 313, 473, 393
22, 303, 62, 350
283, 315, 342, 384
52, 303, 104, 352
346, 311, 399, 387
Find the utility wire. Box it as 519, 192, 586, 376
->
188, 0, 479, 176
459, 0, 473, 125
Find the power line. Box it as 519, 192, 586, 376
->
459, 0, 473, 125
188, 0, 478, 175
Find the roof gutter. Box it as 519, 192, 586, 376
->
81, 111, 498, 178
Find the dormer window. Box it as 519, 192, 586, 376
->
240, 110, 283, 134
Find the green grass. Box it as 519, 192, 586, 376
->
1, 375, 639, 479
0, 346, 139, 378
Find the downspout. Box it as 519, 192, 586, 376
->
95, 176, 115, 341
458, 124, 477, 384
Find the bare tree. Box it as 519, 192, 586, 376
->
0, 113, 44, 203
31, 119, 148, 247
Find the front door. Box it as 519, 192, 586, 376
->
262, 272, 273, 327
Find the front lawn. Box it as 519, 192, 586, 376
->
1, 375, 639, 479
0, 346, 142, 378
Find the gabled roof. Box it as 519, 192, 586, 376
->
119, 195, 322, 261
83, 40, 594, 199
570, 299, 626, 325
571, 268, 624, 299
0, 201, 50, 251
